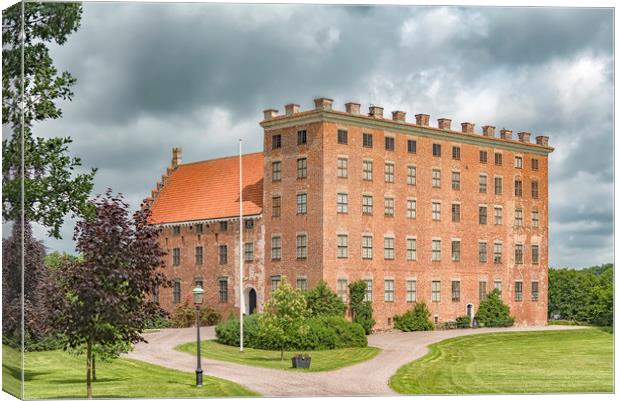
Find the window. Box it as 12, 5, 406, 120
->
245, 219, 254, 230
362, 235, 373, 259
384, 280, 395, 302
406, 238, 417, 261
451, 171, 461, 190
272, 196, 281, 217
296, 278, 308, 290
407, 139, 417, 154
452, 203, 461, 222
515, 179, 523, 197
432, 143, 441, 157
337, 193, 348, 214
479, 150, 488, 163
296, 234, 307, 259
363, 132, 373, 148
195, 223, 203, 234
407, 166, 416, 185
493, 242, 503, 264
432, 169, 441, 188
195, 246, 203, 265
494, 207, 503, 225
515, 156, 523, 168
219, 245, 228, 264
172, 226, 181, 235
532, 281, 539, 301
362, 195, 373, 215
479, 281, 487, 301
515, 281, 523, 301
532, 210, 539, 227
432, 281, 441, 302
271, 236, 281, 260
407, 199, 417, 219
244, 242, 254, 262
337, 157, 348, 178
220, 221, 228, 231
337, 279, 348, 302
515, 208, 523, 226
297, 129, 307, 145
495, 152, 503, 166
364, 280, 373, 302
337, 234, 348, 258
451, 240, 461, 262
172, 248, 181, 266
479, 241, 488, 263
479, 175, 488, 193
384, 163, 395, 183
272, 134, 282, 149
173, 280, 181, 304
515, 244, 524, 264
452, 146, 461, 160
385, 136, 395, 151
295, 157, 307, 179
272, 161, 281, 181
432, 202, 441, 221
494, 280, 502, 296
271, 275, 281, 292
494, 176, 503, 195
219, 278, 228, 303
296, 193, 307, 214
531, 181, 539, 199
362, 160, 373, 181
451, 281, 461, 302
384, 237, 395, 260
432, 240, 441, 261
337, 129, 348, 144
532, 245, 540, 264
406, 280, 417, 302
479, 206, 487, 225
384, 197, 395, 217
532, 158, 539, 170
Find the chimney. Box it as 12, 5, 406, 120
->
172, 147, 182, 168
536, 135, 549, 147
517, 131, 531, 143
461, 122, 475, 133
482, 125, 496, 137
263, 109, 278, 120
166, 166, 173, 176
369, 105, 384, 119
314, 97, 333, 110
345, 102, 361, 114
437, 118, 452, 130
415, 114, 430, 126
284, 103, 300, 116
500, 129, 512, 140
392, 110, 406, 122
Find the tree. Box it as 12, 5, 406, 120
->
476, 289, 514, 327
394, 302, 434, 332
43, 191, 168, 398
2, 2, 96, 238
349, 280, 375, 334
258, 277, 309, 360
305, 280, 346, 317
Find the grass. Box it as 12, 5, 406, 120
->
2, 344, 258, 399
177, 340, 380, 372
389, 328, 613, 394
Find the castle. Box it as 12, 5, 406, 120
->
146, 97, 553, 329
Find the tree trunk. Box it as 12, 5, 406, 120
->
91, 354, 96, 382
86, 337, 93, 399
280, 348, 284, 361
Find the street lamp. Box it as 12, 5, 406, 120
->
192, 286, 205, 387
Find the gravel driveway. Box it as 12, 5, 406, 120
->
126, 324, 584, 396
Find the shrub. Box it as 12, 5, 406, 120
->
144, 312, 170, 330
349, 280, 375, 334
215, 314, 263, 348
170, 300, 221, 328
455, 315, 471, 328
476, 289, 514, 327
305, 280, 346, 317
394, 302, 434, 331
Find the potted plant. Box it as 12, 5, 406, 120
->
291, 353, 311, 369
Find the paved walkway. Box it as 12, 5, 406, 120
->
126, 324, 584, 396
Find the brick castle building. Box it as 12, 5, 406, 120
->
146, 97, 553, 329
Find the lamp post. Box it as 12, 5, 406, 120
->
192, 286, 205, 387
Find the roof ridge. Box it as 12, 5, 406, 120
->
178, 151, 263, 168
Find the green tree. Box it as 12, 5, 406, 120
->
476, 289, 514, 327
2, 2, 96, 238
349, 280, 375, 334
394, 302, 434, 332
305, 280, 346, 317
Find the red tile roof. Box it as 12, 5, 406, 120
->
149, 152, 264, 224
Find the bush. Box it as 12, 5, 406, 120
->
144, 312, 170, 330
349, 280, 375, 334
476, 289, 514, 327
394, 302, 434, 332
170, 300, 221, 328
455, 315, 471, 328
305, 280, 346, 317
215, 314, 264, 348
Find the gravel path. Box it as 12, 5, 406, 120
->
126, 324, 584, 396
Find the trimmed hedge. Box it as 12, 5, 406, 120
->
394, 302, 434, 332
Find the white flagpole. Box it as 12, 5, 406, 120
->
239, 139, 244, 352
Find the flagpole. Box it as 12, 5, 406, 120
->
239, 139, 244, 353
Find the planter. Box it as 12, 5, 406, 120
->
291, 355, 311, 369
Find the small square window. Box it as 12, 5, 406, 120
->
480, 150, 488, 163
432, 143, 441, 157
297, 130, 307, 145
272, 134, 282, 149
452, 146, 461, 160
337, 129, 348, 144
385, 136, 395, 151
363, 133, 373, 148
407, 139, 417, 154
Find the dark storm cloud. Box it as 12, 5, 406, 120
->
29, 4, 612, 268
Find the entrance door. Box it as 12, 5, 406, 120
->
466, 303, 474, 326
248, 288, 257, 314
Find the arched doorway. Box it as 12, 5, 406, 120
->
466, 303, 474, 326
244, 288, 257, 314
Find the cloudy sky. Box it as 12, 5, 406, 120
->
12, 3, 614, 268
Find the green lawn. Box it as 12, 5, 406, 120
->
177, 340, 380, 372
2, 345, 258, 399
389, 328, 613, 394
